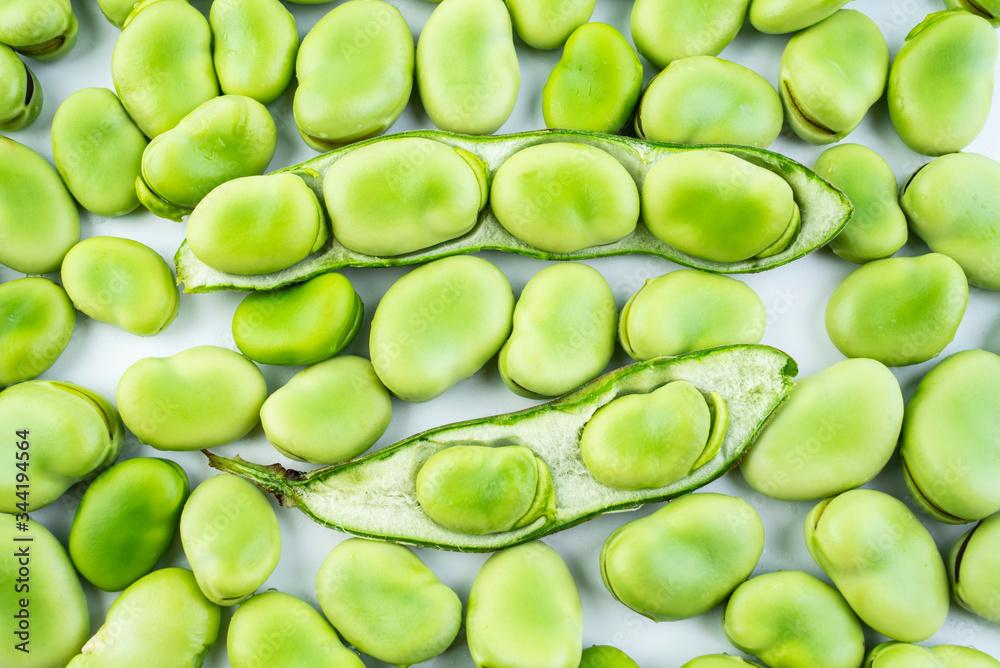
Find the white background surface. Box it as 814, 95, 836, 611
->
5, 0, 1000, 665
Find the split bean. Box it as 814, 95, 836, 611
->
0, 277, 74, 387
748, 0, 850, 33
948, 512, 1000, 624
945, 0, 1000, 24
580, 646, 640, 668
631, 0, 749, 69
0, 45, 41, 131
506, 0, 595, 50
0, 0, 78, 60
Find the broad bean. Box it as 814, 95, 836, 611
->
0, 277, 74, 386
0, 45, 41, 131
0, 0, 78, 60
681, 657, 765, 668
932, 646, 1000, 667
116, 345, 268, 450
210, 0, 298, 104
97, 0, 139, 28
580, 646, 640, 668
825, 253, 968, 366
945, 0, 1000, 24
866, 643, 1000, 668
506, 0, 595, 50
748, 0, 850, 33
949, 512, 1000, 624
631, 0, 749, 69
316, 538, 462, 667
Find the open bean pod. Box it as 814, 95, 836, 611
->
175, 129, 852, 293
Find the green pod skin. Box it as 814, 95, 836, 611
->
949, 512, 1000, 624
111, 0, 220, 138
805, 489, 950, 641
600, 493, 764, 621
888, 10, 998, 156
631, 0, 750, 69
51, 88, 148, 217
417, 0, 520, 135
0, 137, 80, 275
228, 591, 364, 668
295, 0, 413, 151
316, 538, 462, 667
67, 567, 220, 667
866, 643, 1000, 668
98, 0, 139, 28
946, 0, 1000, 24
116, 345, 268, 451
779, 10, 889, 145
490, 143, 640, 254
69, 457, 189, 592
900, 152, 1000, 290
415, 444, 556, 534
506, 0, 596, 50
0, 0, 78, 60
680, 657, 766, 668
369, 255, 514, 402
620, 270, 766, 361
900, 349, 1000, 523
636, 56, 783, 148
468, 541, 583, 668
642, 151, 799, 263
581, 380, 727, 490
0, 381, 124, 513
723, 571, 865, 668
825, 253, 968, 367
233, 273, 363, 366
542, 23, 642, 134
580, 646, 641, 668
0, 516, 89, 668
748, 0, 850, 33
740, 358, 903, 501
260, 355, 392, 464
323, 137, 489, 257
499, 262, 617, 398
210, 0, 298, 105
0, 277, 74, 386
814, 144, 906, 263
61, 236, 179, 337
186, 173, 328, 275
0, 45, 41, 131
138, 94, 277, 221
181, 475, 281, 606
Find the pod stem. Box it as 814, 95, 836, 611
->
203, 451, 303, 507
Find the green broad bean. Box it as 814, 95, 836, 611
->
600, 493, 764, 621
949, 512, 1000, 624
260, 355, 392, 464
467, 541, 583, 668
631, 0, 749, 69
900, 349, 1000, 523
116, 345, 268, 450
323, 137, 488, 257
295, 0, 412, 150
813, 144, 907, 263
210, 0, 298, 105
233, 272, 362, 366
866, 643, 1000, 668
97, 0, 139, 28
69, 457, 189, 591
61, 236, 179, 337
499, 262, 617, 398
0, 0, 77, 60
111, 0, 219, 138
619, 269, 766, 361
641, 150, 798, 263
779, 10, 889, 145
579, 646, 640, 668
680, 657, 765, 668
0, 46, 41, 131
580, 380, 727, 490
825, 253, 968, 367
51, 87, 148, 217
181, 474, 281, 606
1, 517, 89, 668
723, 571, 865, 668
506, 0, 596, 50
228, 591, 364, 668
888, 10, 998, 156
900, 152, 1000, 290
0, 380, 123, 513
137, 94, 277, 221
0, 137, 80, 274
416, 0, 520, 134
542, 23, 642, 134
186, 173, 328, 275
748, 0, 850, 33
415, 444, 555, 534
67, 567, 220, 667
369, 255, 514, 402
636, 56, 783, 148
0, 277, 74, 387
490, 143, 640, 254
946, 0, 1000, 24
932, 646, 1000, 668
316, 538, 462, 667
740, 358, 902, 501
805, 489, 950, 641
